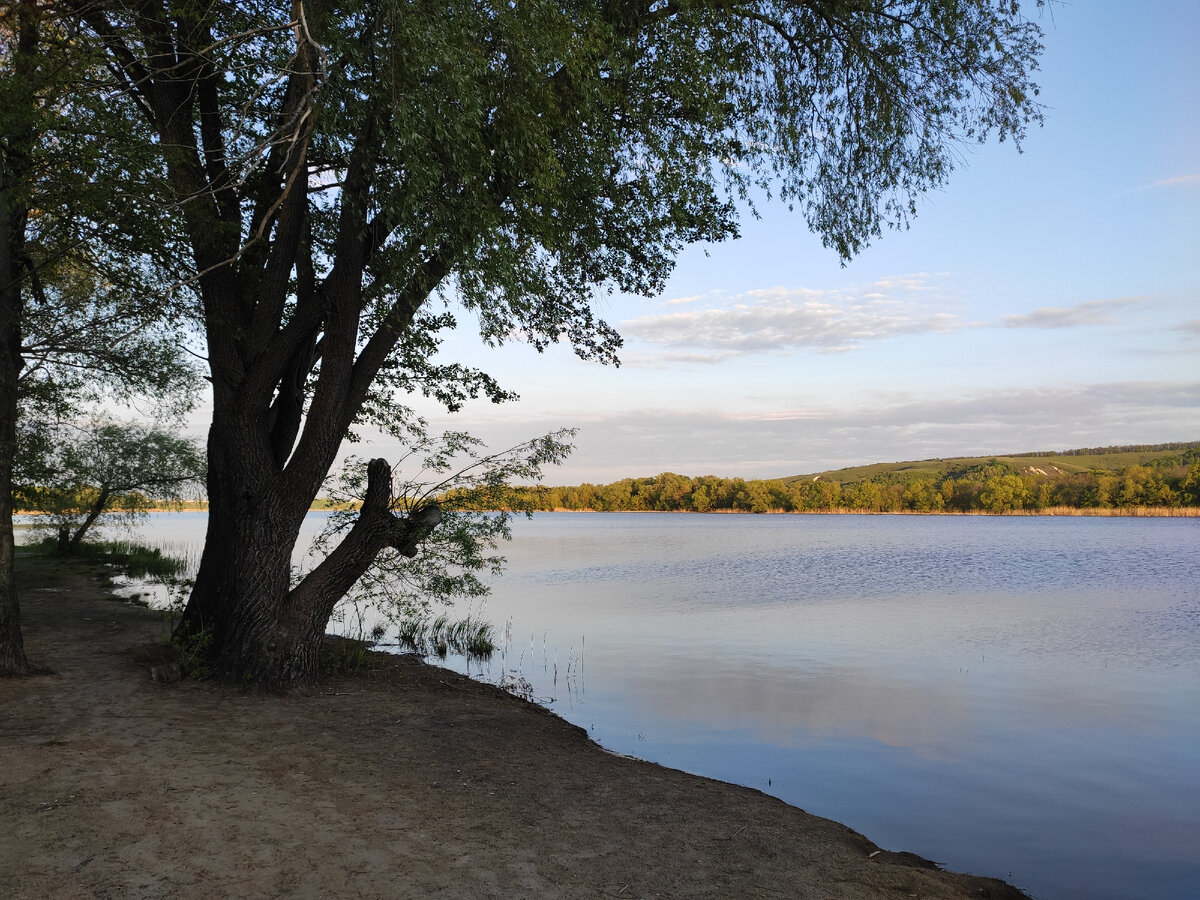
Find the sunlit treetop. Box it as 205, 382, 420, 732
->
78, 0, 1043, 377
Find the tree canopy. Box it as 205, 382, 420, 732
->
34, 0, 1049, 689
488, 452, 1200, 515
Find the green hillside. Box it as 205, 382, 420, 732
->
791, 442, 1200, 485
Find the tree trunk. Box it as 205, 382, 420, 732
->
69, 488, 110, 550
0, 194, 29, 675
176, 416, 438, 691
172, 412, 315, 689
0, 4, 36, 676
0, 335, 28, 676
172, 411, 394, 690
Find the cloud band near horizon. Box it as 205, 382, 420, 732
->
380, 380, 1200, 483
620, 278, 1162, 362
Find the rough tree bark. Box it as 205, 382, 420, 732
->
182, 449, 441, 690
0, 1, 39, 676
0, 287, 28, 676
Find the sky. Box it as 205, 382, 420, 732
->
201, 1, 1200, 485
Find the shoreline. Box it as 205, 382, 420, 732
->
1, 552, 1033, 899
537, 505, 1200, 517
16, 504, 1200, 518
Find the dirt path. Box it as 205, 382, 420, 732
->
1, 553, 1030, 899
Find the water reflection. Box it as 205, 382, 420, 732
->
599, 654, 978, 753
469, 514, 1200, 900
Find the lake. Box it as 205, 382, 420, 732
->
68, 511, 1200, 900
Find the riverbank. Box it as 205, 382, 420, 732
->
541, 505, 1200, 516
16, 503, 1199, 521
0, 552, 1031, 899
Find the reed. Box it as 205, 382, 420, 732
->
396, 612, 496, 660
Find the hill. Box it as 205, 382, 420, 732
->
790, 442, 1200, 485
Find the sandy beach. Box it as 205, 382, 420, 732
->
1, 551, 1030, 899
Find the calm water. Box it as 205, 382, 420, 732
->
78, 512, 1200, 900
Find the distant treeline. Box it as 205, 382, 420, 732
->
1007, 442, 1199, 458
449, 449, 1200, 514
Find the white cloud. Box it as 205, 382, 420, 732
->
1177, 319, 1200, 337
621, 275, 963, 357
1149, 174, 1200, 188
1114, 173, 1200, 196
870, 273, 939, 292
1001, 297, 1142, 329
396, 381, 1200, 483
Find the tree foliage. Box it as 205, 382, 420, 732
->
1, 1, 198, 674
2, 2, 195, 410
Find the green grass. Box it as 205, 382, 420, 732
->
28, 537, 191, 582
791, 444, 1198, 485
75, 540, 190, 580
397, 612, 496, 660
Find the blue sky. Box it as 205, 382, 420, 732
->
365, 2, 1200, 483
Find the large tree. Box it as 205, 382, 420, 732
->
0, 0, 41, 674
1, 1, 195, 674
73, 0, 1044, 690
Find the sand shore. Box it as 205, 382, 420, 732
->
1, 552, 1030, 899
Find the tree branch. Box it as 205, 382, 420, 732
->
286, 458, 442, 623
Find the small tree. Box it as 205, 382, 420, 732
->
313, 428, 575, 643
978, 473, 1030, 513
18, 420, 205, 550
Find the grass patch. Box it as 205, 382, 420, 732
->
26, 536, 193, 610
397, 613, 496, 660
27, 535, 190, 581
72, 540, 189, 581
319, 635, 381, 676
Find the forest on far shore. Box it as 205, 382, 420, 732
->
454, 443, 1200, 515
